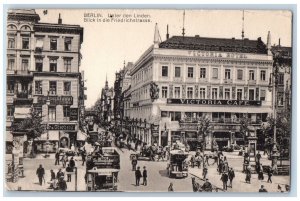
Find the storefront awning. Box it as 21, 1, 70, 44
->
14, 107, 31, 119
6, 131, 13, 142
37, 131, 59, 141
77, 130, 88, 141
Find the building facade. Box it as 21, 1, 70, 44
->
6, 9, 85, 155
125, 25, 275, 150
99, 78, 114, 126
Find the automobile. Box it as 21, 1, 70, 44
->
58, 148, 76, 156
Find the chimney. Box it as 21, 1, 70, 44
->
58, 13, 62, 24
279, 38, 281, 47
267, 31, 271, 55
166, 24, 169, 40
195, 35, 200, 38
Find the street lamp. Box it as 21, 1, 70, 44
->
45, 91, 51, 158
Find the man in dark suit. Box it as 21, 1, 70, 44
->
36, 164, 45, 186
55, 151, 60, 165
135, 166, 142, 186
142, 166, 147, 186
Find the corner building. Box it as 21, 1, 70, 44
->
6, 9, 85, 154
127, 27, 274, 150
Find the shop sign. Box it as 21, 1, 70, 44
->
48, 124, 76, 131
70, 108, 78, 121
167, 99, 261, 106
37, 96, 73, 105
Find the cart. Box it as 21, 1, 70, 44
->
167, 150, 189, 178
86, 168, 119, 191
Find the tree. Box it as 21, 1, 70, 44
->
12, 107, 45, 157
197, 115, 212, 151
239, 114, 251, 147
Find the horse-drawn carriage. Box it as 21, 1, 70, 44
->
131, 145, 167, 161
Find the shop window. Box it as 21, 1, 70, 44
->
161, 111, 168, 117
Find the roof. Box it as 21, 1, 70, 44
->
271, 45, 292, 58
159, 36, 268, 54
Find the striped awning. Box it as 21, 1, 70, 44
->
14, 107, 31, 119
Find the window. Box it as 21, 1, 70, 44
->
64, 82, 71, 95
7, 81, 14, 94
187, 87, 193, 98
161, 111, 168, 117
199, 88, 206, 99
8, 38, 15, 48
35, 58, 43, 72
21, 59, 29, 71
225, 69, 231, 79
48, 106, 56, 121
188, 67, 194, 78
277, 92, 284, 106
64, 38, 72, 51
64, 59, 71, 72
249, 70, 255, 80
162, 66, 168, 77
170, 112, 182, 121
22, 37, 29, 49
175, 67, 181, 77
7, 105, 14, 117
249, 89, 255, 100
212, 88, 218, 99
49, 81, 57, 95
63, 106, 70, 117
174, 87, 180, 98
35, 81, 42, 95
237, 69, 243, 80
50, 59, 57, 72
260, 70, 266, 81
8, 59, 15, 70
237, 89, 243, 100
260, 89, 266, 101
225, 88, 230, 99
162, 86, 168, 98
212, 68, 218, 79
50, 38, 57, 50
200, 68, 206, 78
278, 73, 284, 85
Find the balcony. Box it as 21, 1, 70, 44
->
8, 70, 33, 77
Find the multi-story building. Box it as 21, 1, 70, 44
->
6, 9, 85, 154
99, 78, 114, 126
126, 24, 275, 150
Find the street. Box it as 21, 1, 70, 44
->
6, 142, 290, 193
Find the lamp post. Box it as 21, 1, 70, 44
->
45, 91, 51, 158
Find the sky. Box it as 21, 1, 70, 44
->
35, 9, 292, 108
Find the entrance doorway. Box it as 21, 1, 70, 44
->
60, 137, 69, 148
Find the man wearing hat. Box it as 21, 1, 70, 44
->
142, 166, 147, 186
135, 166, 142, 186
36, 164, 45, 186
